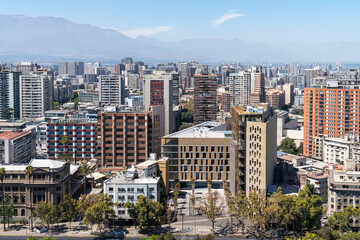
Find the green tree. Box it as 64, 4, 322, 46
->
227, 190, 247, 226
59, 194, 78, 228
199, 190, 223, 233
83, 193, 114, 233
0, 167, 6, 231
79, 164, 92, 194
4, 108, 13, 119
266, 188, 296, 230
34, 201, 56, 232
278, 137, 298, 155
5, 200, 13, 228
73, 97, 79, 110
293, 186, 323, 231
77, 194, 99, 222
142, 233, 176, 240
125, 195, 164, 230
54, 102, 61, 110
246, 190, 268, 230
24, 165, 35, 231
286, 232, 324, 240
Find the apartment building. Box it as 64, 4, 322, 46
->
0, 159, 73, 219
304, 79, 360, 158
98, 75, 125, 106
162, 121, 232, 189
230, 104, 277, 195
0, 71, 21, 119
193, 74, 217, 124
0, 130, 36, 164
266, 89, 285, 109
229, 71, 251, 107
46, 118, 98, 161
143, 72, 177, 135
249, 66, 266, 105
328, 161, 360, 215
19, 71, 54, 119
97, 106, 164, 169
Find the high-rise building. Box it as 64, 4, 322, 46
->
97, 106, 164, 169
0, 71, 21, 119
16, 62, 39, 75
193, 74, 217, 124
99, 75, 125, 106
58, 61, 84, 75
20, 71, 54, 119
161, 121, 231, 188
283, 83, 295, 105
229, 104, 277, 195
115, 64, 125, 75
304, 79, 360, 158
229, 71, 251, 107
266, 89, 285, 109
143, 72, 177, 135
46, 118, 98, 162
249, 66, 266, 105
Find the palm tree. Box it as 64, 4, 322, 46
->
24, 165, 34, 231
0, 168, 6, 231
79, 164, 92, 195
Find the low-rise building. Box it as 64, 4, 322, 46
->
104, 155, 167, 218
0, 159, 74, 219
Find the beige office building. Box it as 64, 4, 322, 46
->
161, 121, 232, 188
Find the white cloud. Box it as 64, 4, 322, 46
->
102, 26, 174, 38
212, 10, 246, 26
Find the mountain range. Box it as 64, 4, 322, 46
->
1, 14, 360, 63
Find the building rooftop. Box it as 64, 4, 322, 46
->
0, 131, 30, 140
106, 172, 160, 185
232, 104, 270, 115
163, 121, 231, 139
0, 159, 78, 172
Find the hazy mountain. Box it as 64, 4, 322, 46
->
135, 36, 296, 62
1, 14, 360, 63
0, 14, 194, 62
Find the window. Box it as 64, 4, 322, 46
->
128, 195, 135, 201
149, 188, 154, 192
109, 187, 114, 193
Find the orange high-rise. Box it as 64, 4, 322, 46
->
304, 80, 360, 158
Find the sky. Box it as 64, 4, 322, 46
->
1, 0, 360, 43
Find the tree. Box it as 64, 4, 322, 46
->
77, 194, 99, 222
59, 194, 78, 228
83, 193, 114, 233
125, 195, 164, 230
79, 164, 92, 194
142, 233, 176, 240
246, 190, 268, 230
34, 201, 57, 232
25, 165, 35, 230
54, 102, 61, 110
278, 137, 298, 155
199, 190, 223, 233
5, 200, 13, 228
286, 232, 324, 240
4, 108, 13, 119
73, 97, 79, 110
292, 186, 323, 232
266, 188, 296, 230
0, 167, 6, 231
227, 190, 247, 226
